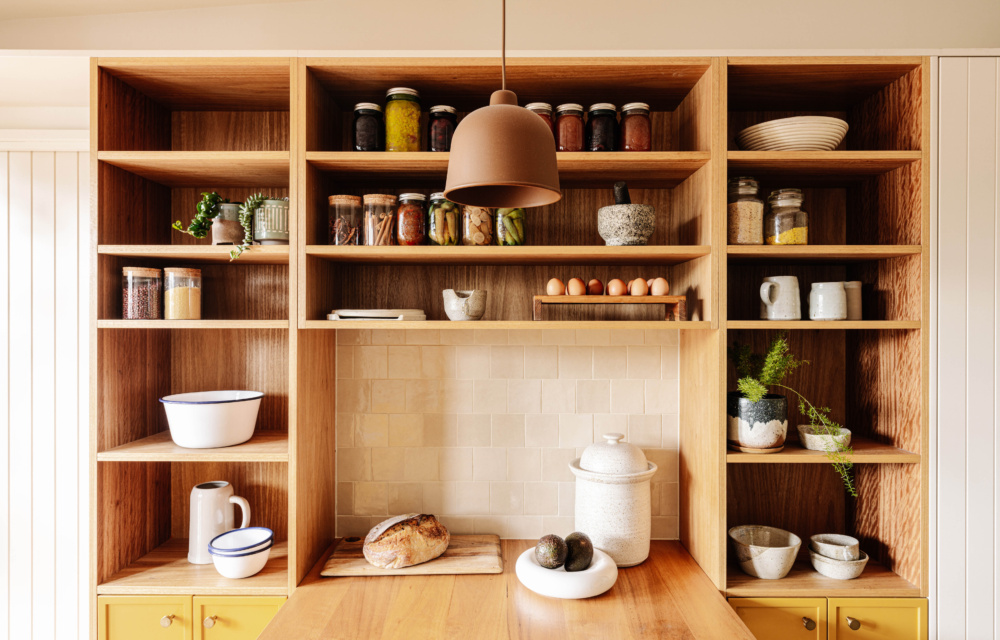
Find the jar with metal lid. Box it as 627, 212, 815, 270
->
328, 195, 362, 245
727, 177, 764, 245
620, 102, 651, 151
496, 207, 525, 245
396, 193, 427, 246
526, 102, 554, 136
163, 267, 202, 320
427, 105, 457, 152
352, 102, 384, 151
122, 266, 162, 320
569, 433, 657, 567
461, 205, 493, 246
427, 193, 459, 246
385, 87, 421, 152
765, 188, 809, 245
586, 103, 618, 151
555, 103, 584, 152
363, 194, 397, 246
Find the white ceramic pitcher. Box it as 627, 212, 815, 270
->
809, 282, 848, 320
760, 276, 801, 320
188, 481, 251, 564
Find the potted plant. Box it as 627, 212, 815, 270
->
172, 192, 283, 260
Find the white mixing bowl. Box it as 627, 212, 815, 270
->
159, 390, 263, 449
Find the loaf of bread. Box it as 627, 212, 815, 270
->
363, 513, 450, 569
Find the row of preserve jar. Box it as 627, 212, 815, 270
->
329, 193, 526, 247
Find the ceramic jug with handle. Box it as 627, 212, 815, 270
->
188, 481, 251, 564
759, 276, 801, 320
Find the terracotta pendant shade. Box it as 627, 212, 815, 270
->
444, 89, 562, 208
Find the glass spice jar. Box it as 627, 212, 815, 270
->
586, 103, 618, 151
396, 193, 427, 246
427, 193, 459, 246
352, 102, 384, 151
461, 205, 493, 246
328, 195, 362, 245
363, 193, 398, 246
765, 188, 809, 245
496, 208, 526, 245
163, 267, 202, 320
727, 177, 764, 245
526, 102, 555, 136
122, 266, 161, 320
427, 105, 457, 152
385, 87, 421, 152
620, 102, 651, 151
555, 103, 584, 152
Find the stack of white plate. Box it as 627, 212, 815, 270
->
737, 116, 848, 151
327, 309, 427, 321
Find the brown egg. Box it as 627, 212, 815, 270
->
646, 278, 654, 288
567, 277, 587, 296
546, 278, 566, 295
651, 277, 669, 296
587, 279, 604, 295
607, 279, 626, 296
631, 278, 649, 296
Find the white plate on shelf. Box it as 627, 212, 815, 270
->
514, 547, 618, 599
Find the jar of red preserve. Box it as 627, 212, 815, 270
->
428, 105, 457, 152
621, 102, 651, 151
526, 102, 554, 136
555, 103, 584, 152
396, 193, 427, 245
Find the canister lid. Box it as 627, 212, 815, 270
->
387, 87, 420, 98
555, 103, 584, 114
164, 267, 202, 277
622, 102, 650, 112
579, 433, 648, 474
588, 103, 617, 113
525, 102, 553, 113
363, 193, 398, 206
122, 266, 161, 278
429, 105, 457, 114
354, 102, 382, 112
329, 195, 362, 206
399, 193, 427, 201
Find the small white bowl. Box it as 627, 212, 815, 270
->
515, 547, 618, 599
210, 541, 272, 579
809, 549, 868, 580
209, 527, 273, 555
797, 425, 852, 452
160, 390, 263, 449
729, 525, 801, 580
809, 533, 860, 561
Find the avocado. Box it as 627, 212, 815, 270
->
563, 532, 594, 572
535, 534, 568, 569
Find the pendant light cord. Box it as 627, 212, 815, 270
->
501, 0, 506, 90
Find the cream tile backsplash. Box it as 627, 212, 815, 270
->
336, 328, 680, 541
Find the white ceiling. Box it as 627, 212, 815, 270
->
0, 0, 303, 21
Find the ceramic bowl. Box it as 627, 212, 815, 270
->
809, 549, 868, 580
442, 289, 487, 321
597, 204, 656, 246
210, 541, 273, 579
809, 533, 860, 561
515, 547, 618, 599
728, 525, 801, 579
797, 425, 852, 452
160, 390, 263, 449
209, 527, 274, 555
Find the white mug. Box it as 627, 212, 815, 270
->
188, 481, 251, 564
760, 276, 801, 320
809, 282, 847, 320
843, 281, 862, 320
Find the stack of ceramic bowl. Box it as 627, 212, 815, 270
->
209, 527, 274, 579
737, 116, 849, 151
808, 533, 868, 580
728, 525, 801, 579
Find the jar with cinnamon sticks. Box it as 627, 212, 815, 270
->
363, 194, 398, 246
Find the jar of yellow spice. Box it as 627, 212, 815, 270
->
164, 267, 202, 320
765, 188, 808, 245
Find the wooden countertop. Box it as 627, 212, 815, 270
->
259, 540, 753, 640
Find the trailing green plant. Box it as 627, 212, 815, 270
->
230, 192, 268, 261
172, 192, 227, 239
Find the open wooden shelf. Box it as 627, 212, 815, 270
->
727, 245, 921, 262
727, 435, 919, 464
304, 320, 712, 330
97, 538, 288, 596
306, 245, 711, 266
727, 151, 920, 182
725, 561, 920, 598
726, 320, 920, 330
99, 244, 290, 264
98, 151, 290, 187
98, 319, 289, 329
98, 431, 289, 462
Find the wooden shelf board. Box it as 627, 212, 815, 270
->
726, 321, 919, 330
303, 320, 712, 330
725, 560, 920, 598
98, 320, 288, 329
98, 538, 288, 596
727, 245, 921, 263
98, 151, 290, 187
305, 245, 711, 266
98, 431, 289, 462
727, 435, 919, 464
727, 151, 920, 183
99, 244, 290, 264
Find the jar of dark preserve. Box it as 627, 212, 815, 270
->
526, 102, 554, 136
352, 102, 384, 151
428, 105, 458, 152
555, 103, 584, 152
621, 102, 651, 151
586, 103, 618, 151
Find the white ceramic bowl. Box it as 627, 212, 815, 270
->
515, 547, 618, 599
729, 525, 801, 580
160, 390, 263, 449
209, 527, 273, 555
809, 533, 860, 561
809, 549, 868, 580
797, 425, 852, 452
210, 541, 273, 579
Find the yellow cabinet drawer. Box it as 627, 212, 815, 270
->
193, 596, 286, 640
828, 598, 927, 640
98, 596, 193, 640
730, 597, 827, 640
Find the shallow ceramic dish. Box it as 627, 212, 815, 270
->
515, 547, 618, 599
729, 525, 801, 579
797, 425, 852, 452
160, 390, 263, 449
210, 541, 273, 579
809, 549, 868, 580
809, 533, 860, 561
210, 527, 273, 555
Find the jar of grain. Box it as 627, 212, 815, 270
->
727, 177, 763, 245
765, 189, 809, 245
164, 268, 202, 320
122, 266, 162, 320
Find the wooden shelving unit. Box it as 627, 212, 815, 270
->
98, 431, 289, 462
99, 244, 290, 264
727, 245, 921, 262
726, 435, 920, 464
305, 244, 711, 265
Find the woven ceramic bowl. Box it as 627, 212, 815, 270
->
729, 525, 801, 579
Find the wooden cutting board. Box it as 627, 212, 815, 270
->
320, 534, 503, 577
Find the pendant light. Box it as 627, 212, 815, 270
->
444, 0, 561, 208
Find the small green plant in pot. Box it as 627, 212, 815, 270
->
172, 192, 277, 261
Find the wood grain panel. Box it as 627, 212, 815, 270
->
848, 255, 921, 323
171, 111, 290, 151
851, 67, 923, 151
848, 161, 923, 245
852, 463, 922, 587
96, 329, 171, 451
97, 161, 172, 245
97, 67, 170, 152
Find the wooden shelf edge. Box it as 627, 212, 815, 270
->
725, 560, 920, 598
726, 321, 920, 330
98, 431, 289, 462
727, 150, 921, 162
98, 150, 291, 161
726, 245, 921, 261
98, 320, 289, 329
304, 245, 712, 266
99, 244, 290, 264
726, 435, 919, 464
302, 320, 713, 330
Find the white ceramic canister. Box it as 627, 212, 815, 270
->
809, 281, 847, 320
843, 281, 862, 320
569, 433, 658, 567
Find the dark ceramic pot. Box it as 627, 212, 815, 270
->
726, 392, 788, 452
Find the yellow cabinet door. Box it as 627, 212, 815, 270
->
193, 596, 286, 640
730, 597, 828, 640
828, 598, 927, 640
98, 595, 193, 640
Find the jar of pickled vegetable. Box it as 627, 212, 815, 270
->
428, 105, 457, 152
329, 195, 362, 245
586, 103, 618, 151
462, 205, 493, 246
496, 208, 526, 246
555, 103, 584, 152
526, 102, 554, 136
396, 193, 427, 246
765, 188, 809, 245
385, 87, 421, 152
621, 102, 651, 151
353, 102, 384, 151
363, 193, 397, 246
427, 193, 459, 246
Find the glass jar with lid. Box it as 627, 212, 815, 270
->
363, 193, 398, 246
461, 205, 493, 246
765, 188, 809, 245
352, 102, 384, 151
586, 103, 618, 151
122, 266, 161, 320
428, 105, 457, 152
164, 267, 202, 320
385, 87, 421, 152
555, 103, 584, 152
396, 193, 427, 246
496, 208, 526, 245
620, 102, 651, 151
526, 102, 554, 136
727, 177, 764, 245
427, 193, 459, 246
328, 195, 362, 245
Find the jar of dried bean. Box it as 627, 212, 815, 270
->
427, 193, 459, 246
396, 193, 427, 246
352, 102, 384, 151
621, 102, 651, 151
164, 267, 202, 320
461, 205, 493, 246
526, 102, 554, 136
765, 188, 809, 245
363, 194, 398, 246
328, 195, 362, 245
586, 103, 618, 151
428, 105, 457, 152
385, 87, 421, 152
727, 177, 763, 245
122, 266, 161, 320
496, 208, 526, 246
555, 103, 584, 152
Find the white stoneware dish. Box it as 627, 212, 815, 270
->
809, 533, 860, 561
209, 540, 273, 579
209, 527, 273, 556
809, 549, 869, 580
797, 425, 852, 452
514, 547, 618, 599
160, 390, 263, 448
728, 525, 801, 579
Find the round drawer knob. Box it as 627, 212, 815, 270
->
802, 617, 816, 631
846, 616, 861, 631
160, 615, 174, 628
204, 615, 218, 629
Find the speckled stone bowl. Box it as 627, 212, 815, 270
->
597, 204, 656, 246
809, 549, 868, 580
729, 525, 801, 579
797, 424, 852, 452
442, 289, 487, 321
809, 533, 860, 561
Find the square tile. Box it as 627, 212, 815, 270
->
336, 413, 354, 448
559, 414, 594, 448
406, 329, 441, 345
610, 379, 644, 414
507, 516, 543, 539
523, 482, 558, 515
541, 379, 576, 414
473, 380, 507, 413
541, 329, 576, 345
628, 414, 661, 448
541, 448, 576, 482
370, 447, 405, 481
661, 482, 679, 516
456, 345, 491, 380
558, 346, 593, 379
474, 329, 508, 345
661, 345, 680, 380
645, 379, 679, 413
507, 447, 541, 481
337, 482, 354, 515
492, 414, 526, 447
421, 345, 456, 379
661, 413, 680, 449
594, 414, 627, 440
507, 379, 542, 414
371, 379, 407, 413
388, 413, 423, 447
490, 482, 524, 515
336, 379, 371, 413
404, 447, 440, 481
651, 516, 679, 540
456, 414, 492, 447
558, 482, 575, 516
575, 329, 610, 345
337, 329, 370, 345
337, 515, 372, 538
370, 329, 406, 346
473, 516, 509, 537
490, 345, 524, 378
355, 345, 388, 379
507, 329, 542, 345
541, 516, 576, 538
441, 482, 490, 515
354, 482, 387, 516
524, 345, 558, 379
338, 448, 372, 481
627, 345, 661, 379
437, 515, 475, 534
387, 346, 421, 379
439, 379, 474, 414
440, 448, 473, 481
405, 379, 442, 413
423, 413, 458, 447
439, 329, 476, 345
336, 346, 354, 379
354, 413, 389, 447
388, 482, 424, 514
593, 346, 628, 379
473, 447, 507, 481
644, 329, 679, 346
525, 414, 559, 447
576, 379, 611, 413
608, 329, 645, 345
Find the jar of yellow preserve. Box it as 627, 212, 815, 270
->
385, 87, 421, 152
765, 188, 808, 245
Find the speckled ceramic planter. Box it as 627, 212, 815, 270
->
597, 204, 655, 246
727, 392, 788, 452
